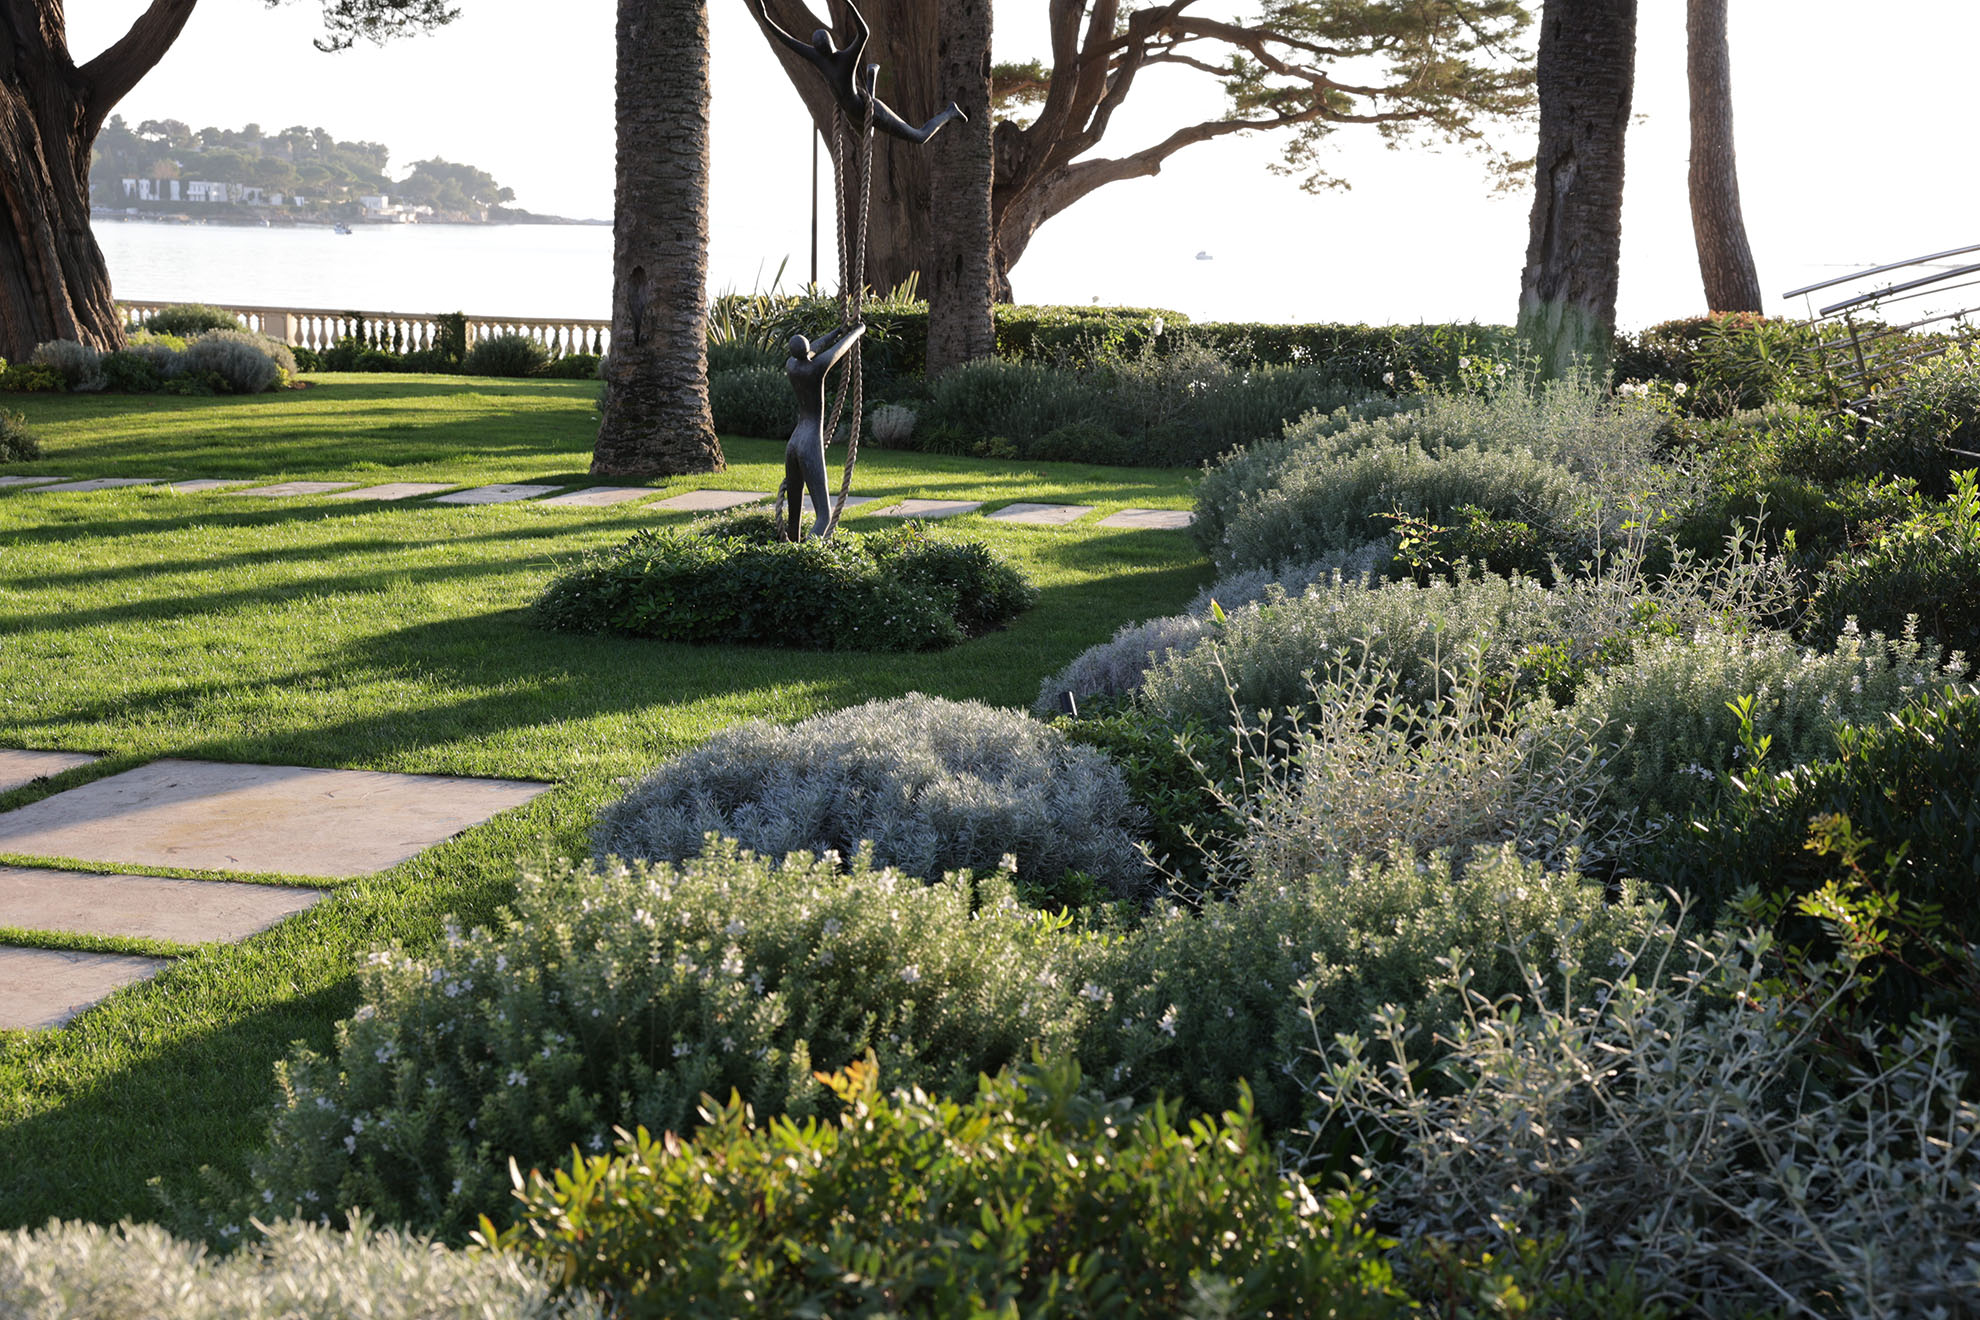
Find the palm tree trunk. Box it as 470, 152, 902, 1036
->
1687, 0, 1762, 313
925, 0, 994, 375
594, 0, 725, 478
1517, 0, 1638, 381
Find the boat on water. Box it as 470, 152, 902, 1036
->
332, 223, 353, 235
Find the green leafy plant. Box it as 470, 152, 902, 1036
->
0, 409, 41, 463
461, 332, 550, 379
139, 303, 243, 338
1808, 469, 1980, 654
706, 365, 795, 439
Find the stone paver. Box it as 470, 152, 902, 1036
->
0, 946, 170, 1030
432, 484, 562, 505
0, 476, 69, 489
0, 758, 553, 879
32, 478, 156, 493
325, 482, 456, 502
0, 864, 325, 945
1096, 508, 1194, 530
165, 479, 250, 493
986, 502, 1094, 526
0, 750, 98, 795
650, 489, 772, 513
538, 486, 659, 508
236, 481, 360, 498
795, 494, 878, 512
869, 498, 984, 520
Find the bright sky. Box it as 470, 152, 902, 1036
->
68, 1, 1980, 329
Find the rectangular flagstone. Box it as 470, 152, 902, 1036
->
797, 494, 877, 512
0, 758, 554, 880
0, 476, 69, 489
0, 865, 325, 945
986, 502, 1094, 526
325, 482, 456, 502
1096, 508, 1195, 530
431, 484, 562, 505
165, 479, 250, 493
32, 478, 157, 493
0, 750, 98, 794
236, 481, 360, 498
538, 486, 660, 508
0, 945, 171, 1031
869, 498, 984, 519
650, 488, 771, 513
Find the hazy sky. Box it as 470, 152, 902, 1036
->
69, 1, 1980, 328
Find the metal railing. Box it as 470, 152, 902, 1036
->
115, 299, 611, 359
1787, 244, 1980, 409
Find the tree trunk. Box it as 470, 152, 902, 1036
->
924, 0, 993, 374
594, 0, 725, 478
1, 0, 198, 363
1517, 0, 1637, 381
1687, 0, 1761, 313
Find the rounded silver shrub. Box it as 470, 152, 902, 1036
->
595, 694, 1151, 897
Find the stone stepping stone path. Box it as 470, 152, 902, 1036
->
0, 864, 324, 946
539, 486, 658, 508
0, 758, 552, 879
988, 502, 1094, 526
33, 478, 156, 493
1, 947, 171, 1031
1097, 508, 1194, 530
0, 475, 71, 489
650, 488, 772, 513
0, 749, 98, 794
326, 482, 456, 502
166, 479, 249, 492
0, 754, 553, 1031
870, 498, 984, 520
434, 483, 564, 505
237, 481, 359, 498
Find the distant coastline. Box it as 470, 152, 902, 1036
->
90, 206, 607, 229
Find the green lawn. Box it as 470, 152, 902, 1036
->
0, 376, 1212, 1227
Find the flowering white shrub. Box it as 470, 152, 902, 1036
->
0, 1215, 596, 1319
867, 401, 918, 447
595, 694, 1150, 897
1311, 916, 1980, 1318
249, 845, 1089, 1235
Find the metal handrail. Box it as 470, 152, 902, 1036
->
1784, 241, 1980, 299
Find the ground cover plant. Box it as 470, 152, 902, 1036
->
0, 377, 1205, 1230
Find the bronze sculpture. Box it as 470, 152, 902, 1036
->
750, 0, 966, 145
783, 324, 867, 540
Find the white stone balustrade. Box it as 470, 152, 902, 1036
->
115, 300, 612, 359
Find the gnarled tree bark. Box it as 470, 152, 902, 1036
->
593, 0, 724, 477
1687, 0, 1761, 313
0, 0, 197, 362
1517, 0, 1637, 381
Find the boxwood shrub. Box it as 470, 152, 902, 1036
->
531, 518, 1033, 651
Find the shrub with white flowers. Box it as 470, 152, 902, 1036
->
248, 844, 1089, 1236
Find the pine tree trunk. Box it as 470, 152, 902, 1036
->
924, 0, 994, 375
1687, 0, 1761, 313
0, 3, 126, 362
594, 0, 725, 478
1517, 0, 1638, 381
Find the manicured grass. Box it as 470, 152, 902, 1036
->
0, 377, 1211, 1228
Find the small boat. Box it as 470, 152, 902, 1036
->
333, 223, 353, 235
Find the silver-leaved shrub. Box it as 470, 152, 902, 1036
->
0, 1215, 596, 1319
1079, 846, 1662, 1133
594, 694, 1150, 897
1312, 915, 1980, 1318
249, 845, 1089, 1236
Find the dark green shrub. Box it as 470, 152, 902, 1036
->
1, 364, 67, 393
159, 370, 224, 396
250, 847, 1090, 1237
460, 332, 550, 378
291, 346, 322, 372
1056, 706, 1236, 887
537, 352, 601, 380
180, 330, 287, 393
139, 303, 241, 337
1872, 345, 1980, 492
705, 339, 780, 374
482, 1056, 1409, 1320
1031, 418, 1132, 464
432, 311, 468, 366
532, 521, 1033, 651
98, 349, 164, 393
1615, 313, 1831, 416
394, 348, 451, 372
1807, 470, 1980, 655
595, 694, 1147, 899
0, 408, 42, 462
706, 365, 795, 439
318, 337, 403, 373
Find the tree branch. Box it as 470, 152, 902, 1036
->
78, 0, 200, 134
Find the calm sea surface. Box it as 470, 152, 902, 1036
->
93, 220, 615, 321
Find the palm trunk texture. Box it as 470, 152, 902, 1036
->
1687, 0, 1762, 313
924, 0, 994, 375
594, 0, 725, 478
1517, 0, 1637, 381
